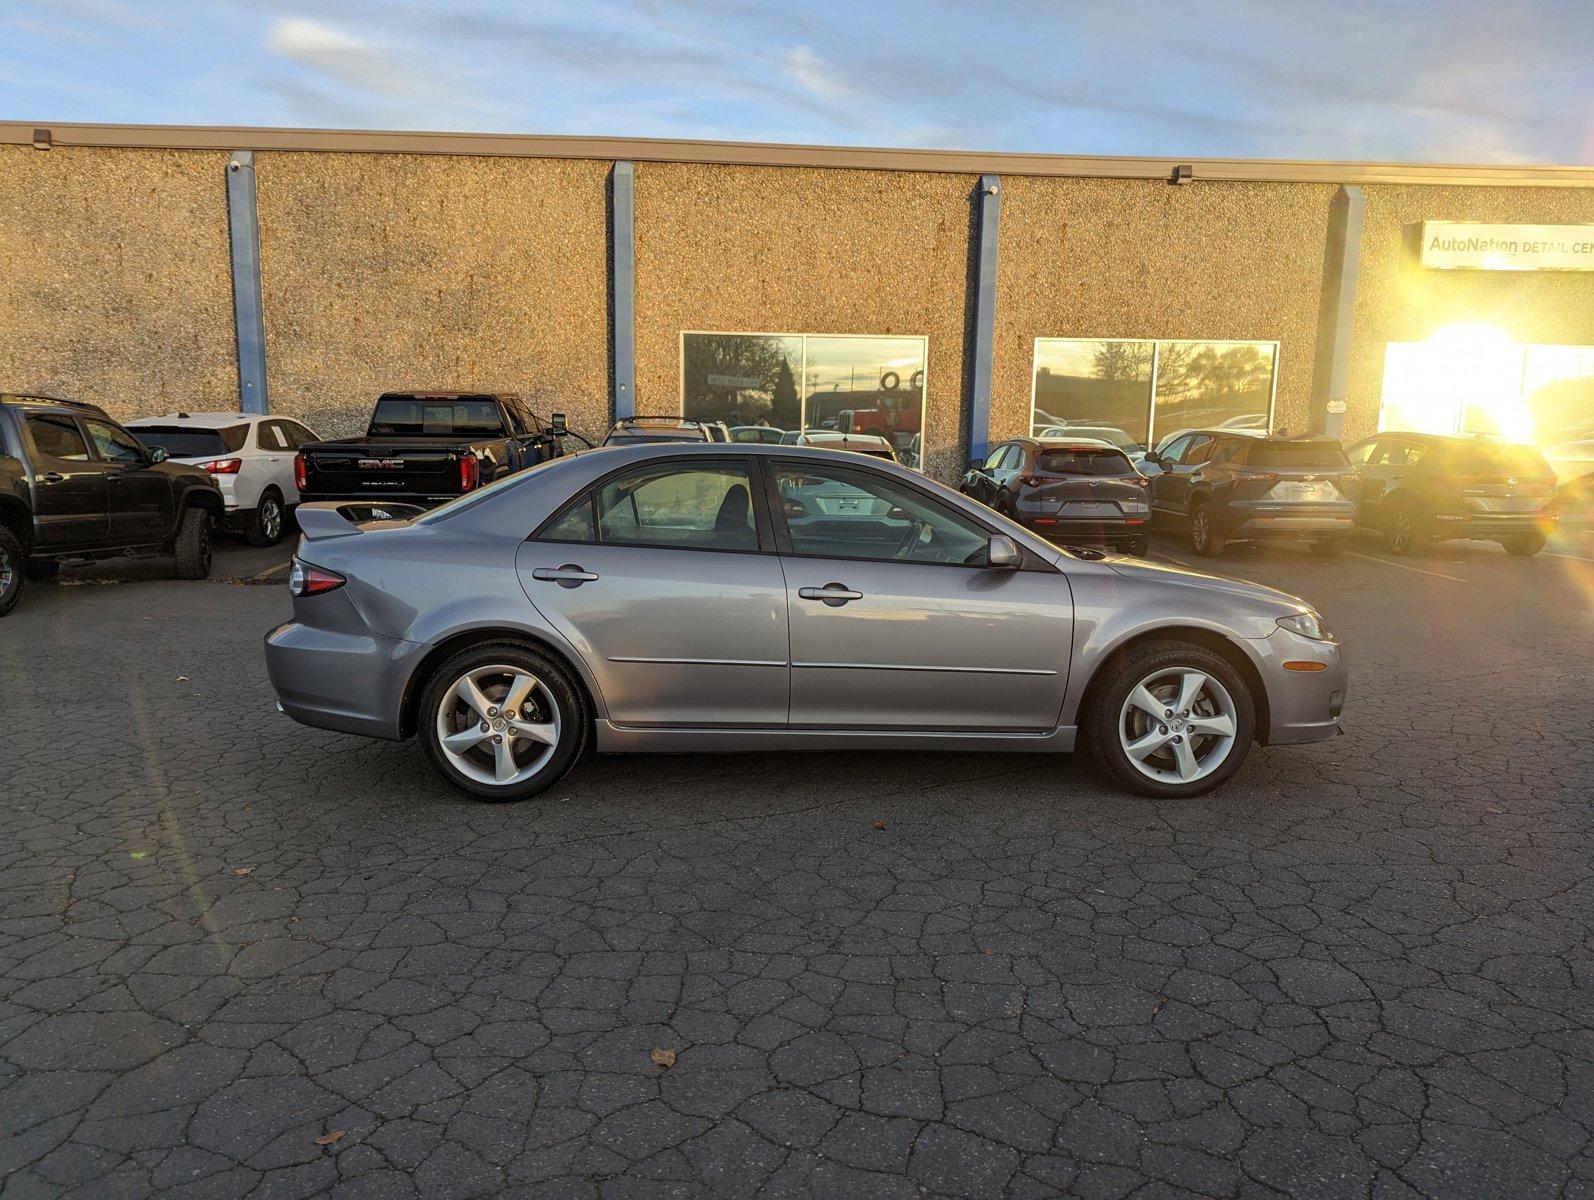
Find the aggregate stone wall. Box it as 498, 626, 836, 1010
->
253, 152, 612, 441
0, 145, 237, 422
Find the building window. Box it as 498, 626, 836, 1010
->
1031, 338, 1278, 456
1379, 334, 1594, 489
682, 332, 928, 468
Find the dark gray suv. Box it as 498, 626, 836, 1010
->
1145, 432, 1360, 556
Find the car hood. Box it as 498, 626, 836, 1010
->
1105, 555, 1311, 614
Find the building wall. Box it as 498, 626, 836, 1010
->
0, 145, 237, 422
1347, 184, 1594, 443
992, 176, 1337, 446
633, 163, 977, 479
253, 152, 612, 440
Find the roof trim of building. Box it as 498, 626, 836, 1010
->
5, 121, 1594, 187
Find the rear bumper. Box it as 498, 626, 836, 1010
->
1430, 511, 1557, 539
264, 619, 425, 741
1256, 628, 1348, 746
1016, 512, 1149, 542
1223, 507, 1355, 540
298, 491, 458, 509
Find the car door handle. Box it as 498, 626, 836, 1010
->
532, 565, 599, 588
798, 583, 863, 606
41, 472, 64, 483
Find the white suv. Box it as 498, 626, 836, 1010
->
127, 412, 319, 546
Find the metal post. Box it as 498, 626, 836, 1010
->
1310, 185, 1365, 439
610, 161, 636, 421
226, 151, 269, 414
968, 174, 1001, 462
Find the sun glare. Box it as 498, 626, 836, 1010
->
1379, 322, 1535, 442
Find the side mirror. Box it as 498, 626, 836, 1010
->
1142, 451, 1161, 468
966, 457, 984, 474
147, 446, 169, 464
987, 534, 1022, 570
550, 412, 568, 433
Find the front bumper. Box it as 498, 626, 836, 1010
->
1256, 627, 1348, 745
264, 617, 425, 741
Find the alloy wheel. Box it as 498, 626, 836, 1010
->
1192, 510, 1209, 552
1388, 509, 1413, 554
1118, 667, 1238, 785
0, 548, 14, 596
261, 498, 282, 541
434, 664, 562, 786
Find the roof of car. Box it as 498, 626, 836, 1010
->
126, 412, 260, 425
0, 393, 108, 415
1025, 437, 1130, 452
799, 432, 892, 446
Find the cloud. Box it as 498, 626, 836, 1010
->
783, 46, 854, 107
265, 16, 411, 98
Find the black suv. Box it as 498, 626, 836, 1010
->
1145, 431, 1359, 556
1346, 432, 1558, 556
0, 394, 223, 616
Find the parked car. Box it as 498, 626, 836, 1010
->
1346, 432, 1559, 556
1145, 432, 1358, 556
788, 431, 897, 460
0, 393, 222, 615
703, 422, 732, 443
962, 437, 1150, 555
295, 391, 563, 510
1035, 423, 1147, 467
730, 425, 787, 444
266, 443, 1348, 802
127, 412, 317, 546
603, 416, 713, 445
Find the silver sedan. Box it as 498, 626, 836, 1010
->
265, 443, 1347, 800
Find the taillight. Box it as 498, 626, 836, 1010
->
201, 458, 242, 474
293, 452, 308, 492
460, 452, 480, 492
287, 559, 345, 597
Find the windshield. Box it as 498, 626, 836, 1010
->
1036, 448, 1136, 475
368, 397, 502, 437
133, 425, 247, 457
1244, 441, 1350, 468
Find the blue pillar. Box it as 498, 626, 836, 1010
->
1311, 185, 1365, 440
610, 161, 636, 420
968, 174, 1001, 462
226, 151, 269, 414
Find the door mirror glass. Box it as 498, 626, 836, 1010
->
148, 445, 169, 464
987, 534, 1022, 570
550, 412, 568, 433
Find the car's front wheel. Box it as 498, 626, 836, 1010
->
172, 505, 212, 579
1085, 640, 1256, 798
247, 488, 286, 547
418, 642, 588, 801
1383, 505, 1425, 556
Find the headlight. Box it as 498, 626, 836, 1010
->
1277, 611, 1334, 642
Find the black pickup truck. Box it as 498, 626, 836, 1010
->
0, 393, 223, 616
294, 391, 566, 509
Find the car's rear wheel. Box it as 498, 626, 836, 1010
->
419, 642, 588, 802
1383, 505, 1425, 556
0, 525, 25, 617
1190, 504, 1225, 556
173, 505, 212, 579
1310, 536, 1348, 557
1085, 640, 1256, 798
1501, 531, 1546, 557
247, 488, 286, 547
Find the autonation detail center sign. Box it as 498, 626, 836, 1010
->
1420, 221, 1594, 271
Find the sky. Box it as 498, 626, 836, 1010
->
3, 0, 1592, 164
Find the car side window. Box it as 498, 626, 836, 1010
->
983, 445, 1008, 470
774, 463, 991, 566
1180, 435, 1214, 466
28, 415, 91, 461
258, 422, 288, 451
1159, 435, 1193, 463
1345, 440, 1376, 466
85, 419, 145, 465
545, 462, 759, 552
285, 421, 315, 448
1371, 441, 1411, 467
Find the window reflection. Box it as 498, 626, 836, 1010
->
681, 334, 803, 433
1148, 341, 1276, 446
1032, 340, 1152, 452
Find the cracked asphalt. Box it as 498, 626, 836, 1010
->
2, 530, 1591, 1199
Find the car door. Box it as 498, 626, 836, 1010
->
1360, 439, 1406, 512
24, 414, 108, 547
990, 444, 1027, 508
517, 457, 790, 728
1149, 434, 1194, 517
965, 444, 1005, 505
1163, 434, 1214, 517
258, 421, 297, 502
769, 458, 1072, 732
84, 417, 174, 545
1345, 438, 1380, 520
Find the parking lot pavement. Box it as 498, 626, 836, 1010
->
1, 532, 1591, 1200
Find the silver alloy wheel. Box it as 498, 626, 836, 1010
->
434, 663, 562, 787
1388, 509, 1412, 553
260, 497, 282, 541
1192, 509, 1209, 551
0, 548, 13, 595
1118, 667, 1239, 785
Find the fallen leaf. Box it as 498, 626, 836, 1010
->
233, 867, 255, 877
1152, 998, 1168, 1016
177, 675, 188, 682
650, 1048, 677, 1069
315, 1130, 345, 1146
872, 819, 887, 831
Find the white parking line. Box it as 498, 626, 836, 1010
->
1541, 550, 1594, 564
1342, 551, 1466, 582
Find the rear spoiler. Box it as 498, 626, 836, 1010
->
295, 501, 427, 540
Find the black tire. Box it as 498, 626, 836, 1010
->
1501, 531, 1546, 557
1383, 504, 1425, 556
24, 558, 60, 582
1083, 639, 1257, 799
418, 641, 589, 802
1310, 537, 1348, 558
246, 488, 286, 547
1119, 535, 1149, 557
1190, 503, 1225, 556
0, 525, 25, 617
173, 505, 212, 580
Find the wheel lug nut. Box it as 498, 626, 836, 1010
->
1173, 735, 1183, 743
492, 735, 503, 744
480, 722, 489, 732
487, 706, 498, 716
1164, 709, 1173, 718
